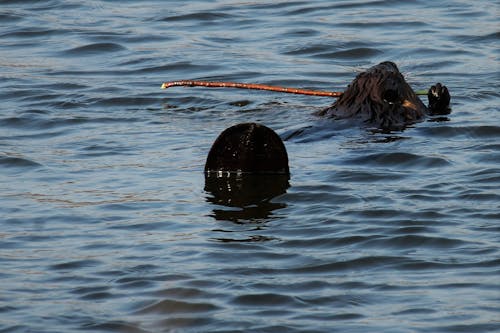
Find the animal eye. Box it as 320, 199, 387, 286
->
382, 89, 399, 104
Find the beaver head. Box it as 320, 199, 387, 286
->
205, 122, 289, 175
204, 123, 290, 207
318, 61, 427, 130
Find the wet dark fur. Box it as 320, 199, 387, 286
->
205, 122, 289, 175
317, 61, 450, 130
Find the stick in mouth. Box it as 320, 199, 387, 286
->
161, 80, 428, 97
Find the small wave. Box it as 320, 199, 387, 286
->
0, 116, 81, 130
0, 155, 41, 168
467, 168, 500, 184
296, 312, 364, 321
78, 321, 144, 332
472, 151, 500, 165
152, 287, 208, 299
331, 169, 407, 182
0, 116, 140, 131
135, 299, 220, 315
63, 43, 126, 56
456, 189, 500, 202
128, 61, 220, 74
467, 125, 500, 138
248, 2, 311, 11
157, 12, 235, 22
280, 235, 372, 249
314, 47, 384, 60
285, 5, 333, 16
0, 305, 19, 314
282, 42, 382, 60
281, 28, 320, 38
392, 307, 436, 315
340, 20, 427, 29
115, 274, 190, 287
289, 256, 404, 274
231, 293, 303, 307
432, 323, 500, 333
79, 292, 115, 300
0, 12, 23, 23
343, 152, 450, 168
283, 43, 343, 56
76, 143, 134, 158
71, 286, 109, 296
417, 125, 500, 139
41, 82, 89, 91
454, 31, 500, 44
0, 28, 61, 39
50, 259, 101, 271
91, 96, 160, 107
365, 234, 467, 249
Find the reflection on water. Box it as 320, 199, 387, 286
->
205, 173, 289, 223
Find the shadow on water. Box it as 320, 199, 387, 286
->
204, 173, 289, 224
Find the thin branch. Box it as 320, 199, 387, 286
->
161, 80, 429, 97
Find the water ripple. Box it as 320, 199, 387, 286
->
0, 12, 23, 22
417, 125, 500, 139
63, 42, 126, 56
0, 28, 62, 39
136, 299, 220, 315
0, 155, 41, 168
49, 259, 102, 271
343, 152, 451, 168
1, 1, 499, 332
157, 12, 236, 22
231, 293, 304, 307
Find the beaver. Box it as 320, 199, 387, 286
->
205, 122, 289, 175
317, 61, 451, 130
164, 61, 450, 131
204, 62, 450, 177
204, 123, 290, 206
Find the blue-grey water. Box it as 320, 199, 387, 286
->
1, 1, 499, 332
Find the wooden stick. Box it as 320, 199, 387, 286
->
161, 80, 429, 97
161, 80, 342, 97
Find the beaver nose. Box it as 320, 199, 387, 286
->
382, 89, 400, 104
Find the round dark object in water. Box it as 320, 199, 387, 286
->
205, 122, 289, 175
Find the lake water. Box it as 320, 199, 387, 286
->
1, 1, 499, 332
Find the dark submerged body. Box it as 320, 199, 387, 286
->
205, 123, 289, 175
317, 61, 450, 130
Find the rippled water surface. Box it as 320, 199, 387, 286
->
1, 1, 499, 332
